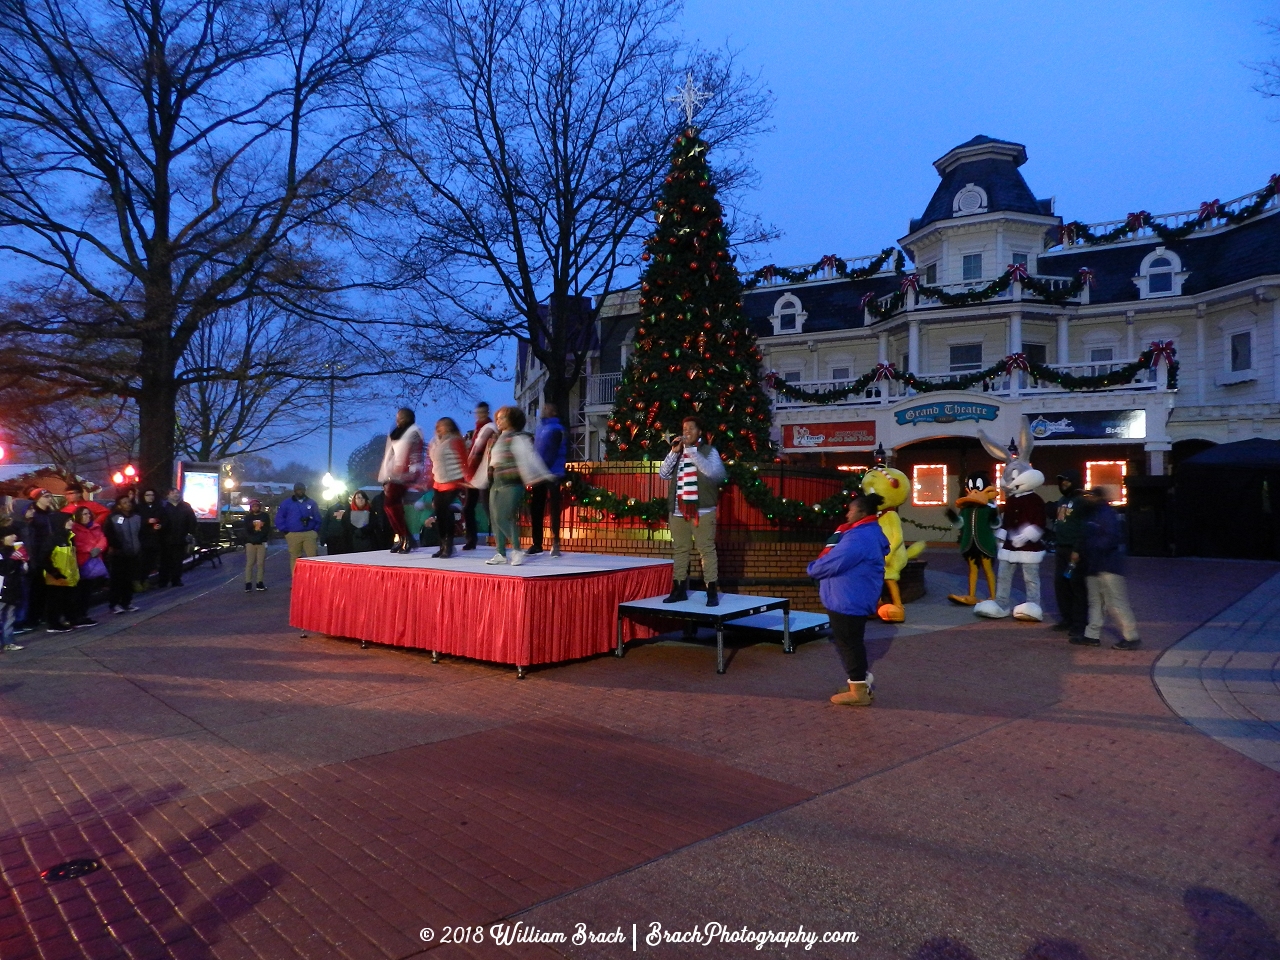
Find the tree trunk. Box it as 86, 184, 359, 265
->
136, 367, 180, 493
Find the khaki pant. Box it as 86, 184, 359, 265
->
244, 543, 267, 584
285, 531, 318, 573
1085, 571, 1140, 641
669, 507, 718, 583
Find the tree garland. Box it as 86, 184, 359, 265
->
1060, 175, 1279, 246
863, 264, 1094, 321
563, 463, 867, 528
765, 343, 1178, 404
741, 249, 902, 290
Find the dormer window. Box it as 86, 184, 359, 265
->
768, 294, 808, 336
1134, 246, 1188, 299
924, 262, 938, 285
952, 183, 988, 216
962, 254, 983, 281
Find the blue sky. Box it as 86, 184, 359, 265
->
314, 0, 1280, 471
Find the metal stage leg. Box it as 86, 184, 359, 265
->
516, 665, 526, 680
783, 606, 793, 654
716, 621, 725, 675
431, 650, 439, 663
615, 615, 625, 658
360, 640, 368, 650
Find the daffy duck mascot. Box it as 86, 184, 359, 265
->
945, 472, 1000, 605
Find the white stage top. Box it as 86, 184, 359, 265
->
299, 548, 671, 579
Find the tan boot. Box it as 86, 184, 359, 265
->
830, 680, 874, 706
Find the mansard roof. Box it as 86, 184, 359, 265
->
1038, 208, 1280, 304
741, 274, 898, 338
909, 136, 1055, 235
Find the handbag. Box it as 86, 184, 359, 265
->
45, 544, 81, 587
80, 556, 108, 580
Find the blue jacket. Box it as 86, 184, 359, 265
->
534, 417, 567, 478
274, 496, 322, 534
807, 517, 889, 616
1082, 501, 1126, 575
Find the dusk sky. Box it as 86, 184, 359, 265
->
311, 0, 1280, 472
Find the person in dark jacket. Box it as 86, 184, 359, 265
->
42, 512, 77, 633
104, 495, 142, 613
1074, 488, 1141, 650
528, 403, 568, 557
1, 528, 28, 650
342, 491, 382, 552
807, 492, 890, 707
239, 500, 271, 592
320, 499, 350, 556
157, 488, 198, 587
1052, 470, 1089, 640
21, 489, 59, 630
135, 488, 164, 587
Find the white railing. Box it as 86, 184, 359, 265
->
749, 252, 897, 285
873, 274, 1086, 318
1053, 182, 1278, 249
584, 372, 623, 406
772, 359, 1165, 409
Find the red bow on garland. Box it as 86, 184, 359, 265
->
872, 362, 896, 383
1060, 223, 1078, 245
1077, 267, 1096, 287
1198, 199, 1221, 220
859, 291, 877, 309
763, 371, 779, 390
1007, 262, 1029, 282
761, 264, 776, 283
1125, 211, 1149, 231
818, 254, 838, 271
1004, 353, 1030, 374
900, 273, 920, 293
1147, 340, 1176, 368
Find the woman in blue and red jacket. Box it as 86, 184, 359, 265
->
808, 492, 889, 707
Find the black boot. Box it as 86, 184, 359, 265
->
663, 579, 688, 603
705, 582, 719, 607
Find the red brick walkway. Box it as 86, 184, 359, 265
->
0, 551, 1277, 959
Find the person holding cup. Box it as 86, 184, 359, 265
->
240, 499, 272, 592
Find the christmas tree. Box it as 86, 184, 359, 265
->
607, 126, 773, 462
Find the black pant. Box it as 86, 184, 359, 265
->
109, 555, 136, 609
73, 577, 104, 622
462, 488, 488, 547
24, 568, 47, 626
529, 480, 562, 550
828, 611, 869, 682
157, 541, 185, 585
45, 585, 72, 627
433, 489, 458, 547
1054, 546, 1088, 633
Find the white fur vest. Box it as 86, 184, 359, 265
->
378, 423, 426, 486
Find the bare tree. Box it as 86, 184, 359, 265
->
1254, 18, 1280, 105
0, 0, 426, 491
367, 0, 770, 422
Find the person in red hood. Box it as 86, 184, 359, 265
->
60, 483, 110, 524
69, 505, 108, 627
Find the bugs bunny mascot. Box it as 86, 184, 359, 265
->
973, 417, 1047, 622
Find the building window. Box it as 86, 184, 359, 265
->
831, 366, 851, 381
1135, 246, 1187, 299
1147, 257, 1173, 293
900, 353, 910, 373
769, 294, 807, 336
962, 254, 983, 281
783, 370, 803, 383
950, 343, 983, 372
1086, 460, 1127, 505
1090, 347, 1115, 363
780, 306, 798, 330
1011, 252, 1029, 271
1023, 343, 1047, 367
912, 465, 948, 506
924, 262, 938, 285
1231, 331, 1252, 372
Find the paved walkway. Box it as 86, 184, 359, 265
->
1154, 568, 1280, 772
0, 550, 1277, 959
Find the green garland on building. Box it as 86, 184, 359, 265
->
741, 248, 902, 290
864, 265, 1094, 321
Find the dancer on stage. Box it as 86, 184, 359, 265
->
378, 408, 426, 554
808, 492, 889, 706
463, 402, 498, 550
485, 407, 552, 566
659, 416, 727, 607
428, 417, 468, 558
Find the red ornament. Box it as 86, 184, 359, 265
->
690, 262, 698, 269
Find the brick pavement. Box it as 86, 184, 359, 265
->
0, 548, 1276, 959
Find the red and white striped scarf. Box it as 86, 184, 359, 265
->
677, 452, 699, 522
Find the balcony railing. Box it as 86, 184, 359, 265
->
874, 274, 1087, 317
585, 371, 623, 407
772, 359, 1166, 409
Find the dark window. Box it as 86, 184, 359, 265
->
1023, 343, 1047, 367
779, 309, 797, 330
924, 263, 938, 285
831, 367, 850, 381
1149, 257, 1171, 269
783, 370, 802, 383
962, 254, 983, 281
1011, 252, 1029, 270
950, 343, 983, 372
1148, 272, 1173, 293
1090, 347, 1115, 363
1231, 332, 1252, 372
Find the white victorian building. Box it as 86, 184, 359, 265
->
517, 135, 1279, 518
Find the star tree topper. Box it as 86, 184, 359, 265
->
670, 72, 710, 124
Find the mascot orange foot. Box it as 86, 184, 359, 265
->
945, 473, 1000, 606
862, 466, 926, 623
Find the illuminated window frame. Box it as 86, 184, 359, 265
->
1086, 460, 1128, 505
993, 463, 1006, 503
912, 464, 948, 506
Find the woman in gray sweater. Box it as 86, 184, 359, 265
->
104, 495, 142, 613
